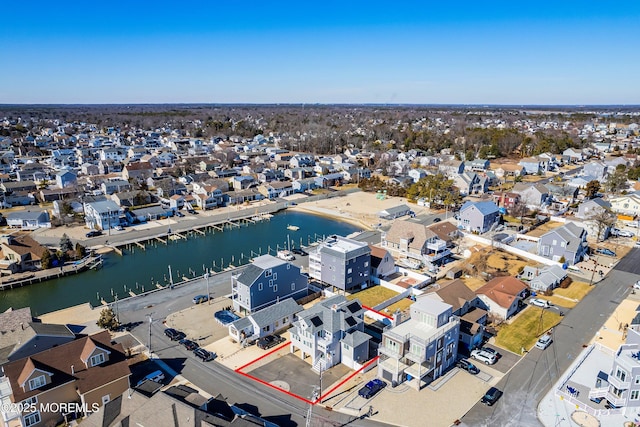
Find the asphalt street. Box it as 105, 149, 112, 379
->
116, 270, 393, 427
461, 247, 640, 427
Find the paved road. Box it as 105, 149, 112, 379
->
115, 271, 392, 427
461, 248, 640, 427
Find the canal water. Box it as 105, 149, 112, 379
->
0, 211, 360, 315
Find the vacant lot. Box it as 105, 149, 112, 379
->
544, 281, 592, 308
347, 285, 399, 307
462, 276, 486, 292
384, 297, 413, 314
466, 248, 531, 277
525, 221, 564, 237
495, 307, 562, 354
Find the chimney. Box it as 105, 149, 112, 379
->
71, 365, 75, 375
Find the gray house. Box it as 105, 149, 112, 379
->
5, 210, 51, 230
583, 161, 608, 180
378, 297, 460, 390
577, 198, 612, 220
518, 157, 544, 174
512, 183, 550, 209
457, 201, 500, 233
521, 264, 568, 293
465, 158, 490, 172
289, 295, 368, 372
378, 204, 412, 220
308, 235, 371, 292
537, 222, 588, 265
231, 255, 309, 314
228, 298, 302, 344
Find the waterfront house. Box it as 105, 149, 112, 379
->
313, 173, 344, 188
475, 276, 528, 321
289, 295, 368, 372
228, 298, 302, 344
5, 210, 51, 230
377, 204, 412, 220
257, 181, 294, 199
0, 234, 48, 274
537, 222, 588, 265
378, 297, 459, 390
369, 245, 395, 278
231, 255, 309, 314
308, 235, 371, 292
382, 220, 449, 267
84, 200, 121, 231
231, 175, 256, 191
292, 177, 318, 193
457, 200, 500, 233
0, 331, 130, 427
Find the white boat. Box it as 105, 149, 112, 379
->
287, 225, 300, 231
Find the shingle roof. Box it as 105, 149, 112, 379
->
475, 276, 527, 309
430, 279, 476, 311
460, 201, 499, 216
249, 298, 302, 328
341, 330, 370, 347
384, 220, 437, 252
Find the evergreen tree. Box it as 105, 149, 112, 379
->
97, 308, 119, 331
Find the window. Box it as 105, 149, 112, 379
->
347, 268, 352, 274
635, 375, 640, 384
265, 269, 272, 277
22, 396, 37, 405
102, 394, 110, 404
291, 283, 295, 290
258, 283, 263, 291
616, 368, 627, 382
347, 278, 352, 284
273, 285, 278, 292
287, 264, 290, 270
552, 239, 557, 246
269, 280, 273, 286
273, 273, 277, 280
632, 390, 640, 400
90, 352, 106, 366
364, 261, 369, 267
28, 375, 46, 390
24, 412, 41, 427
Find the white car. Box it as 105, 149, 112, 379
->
535, 335, 552, 350
530, 298, 552, 309
617, 230, 635, 238
634, 281, 640, 290
470, 349, 497, 365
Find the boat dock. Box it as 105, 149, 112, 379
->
0, 255, 104, 290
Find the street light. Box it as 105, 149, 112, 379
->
147, 314, 153, 355
205, 270, 210, 305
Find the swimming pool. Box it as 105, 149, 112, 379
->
215, 310, 240, 325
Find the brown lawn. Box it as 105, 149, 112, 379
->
347, 285, 399, 308
525, 221, 564, 238
466, 248, 532, 277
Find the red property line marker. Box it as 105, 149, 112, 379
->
314, 355, 380, 404
362, 305, 393, 319
235, 340, 289, 372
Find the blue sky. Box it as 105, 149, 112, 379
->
1, 1, 639, 105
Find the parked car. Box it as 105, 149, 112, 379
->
456, 359, 480, 374
192, 294, 209, 304
276, 250, 295, 261
257, 335, 284, 350
596, 248, 616, 257
470, 349, 497, 365
481, 387, 503, 406
634, 280, 640, 290
291, 248, 308, 256
530, 298, 552, 309
136, 370, 165, 386
432, 217, 442, 223
535, 334, 552, 350
176, 211, 185, 218
358, 379, 386, 399
114, 225, 124, 231
85, 230, 102, 238
164, 328, 185, 341
193, 348, 216, 362
180, 339, 198, 351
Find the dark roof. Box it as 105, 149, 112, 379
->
310, 316, 323, 327
346, 301, 361, 314
237, 264, 263, 286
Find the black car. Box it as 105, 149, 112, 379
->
176, 211, 185, 217
257, 335, 284, 350
291, 248, 308, 256
481, 387, 503, 406
358, 379, 386, 399
193, 348, 216, 361
432, 217, 442, 223
86, 230, 102, 238
164, 328, 185, 341
180, 339, 198, 351
456, 359, 480, 374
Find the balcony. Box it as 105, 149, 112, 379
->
605, 394, 627, 408
378, 345, 403, 359
588, 387, 608, 400
608, 375, 630, 390
426, 240, 447, 252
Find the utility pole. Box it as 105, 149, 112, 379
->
147, 314, 153, 355
205, 270, 210, 305
168, 265, 174, 288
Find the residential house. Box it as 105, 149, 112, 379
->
492, 192, 521, 211
308, 235, 371, 292
292, 177, 318, 193
512, 182, 550, 209
0, 235, 48, 274
424, 279, 487, 350
168, 194, 185, 211
369, 245, 395, 278
257, 181, 294, 199
101, 179, 132, 195
5, 211, 51, 230
382, 220, 450, 267
289, 295, 368, 372
563, 148, 585, 163
521, 264, 568, 293
377, 204, 412, 220
583, 162, 608, 181
54, 170, 77, 188
257, 169, 285, 183
313, 173, 344, 188
231, 255, 308, 314
377, 297, 459, 389
438, 160, 465, 177
427, 221, 461, 250
193, 185, 224, 209
100, 147, 126, 162
111, 190, 152, 208
537, 222, 588, 265
610, 193, 640, 216
122, 162, 154, 183
408, 168, 427, 183
457, 201, 501, 233
225, 188, 263, 205
231, 175, 256, 190
494, 164, 525, 181
0, 331, 130, 427
452, 172, 489, 196
84, 200, 121, 231
475, 276, 528, 320
1, 181, 37, 194
577, 198, 612, 220
289, 154, 315, 168
465, 159, 490, 172
228, 298, 302, 344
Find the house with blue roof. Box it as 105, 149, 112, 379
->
457, 200, 500, 233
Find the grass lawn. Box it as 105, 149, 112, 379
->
462, 277, 486, 292
544, 281, 593, 308
525, 221, 564, 237
495, 307, 562, 355
384, 298, 414, 314
347, 285, 399, 308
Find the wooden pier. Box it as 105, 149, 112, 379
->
0, 255, 104, 291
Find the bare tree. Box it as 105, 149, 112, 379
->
587, 208, 617, 242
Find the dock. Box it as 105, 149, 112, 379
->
0, 255, 104, 291
155, 237, 167, 245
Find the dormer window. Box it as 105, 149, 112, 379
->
90, 353, 105, 367
29, 375, 46, 390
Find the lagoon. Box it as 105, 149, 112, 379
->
0, 211, 360, 315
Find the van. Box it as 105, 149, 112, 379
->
136, 370, 165, 386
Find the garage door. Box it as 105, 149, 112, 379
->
381, 369, 393, 382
